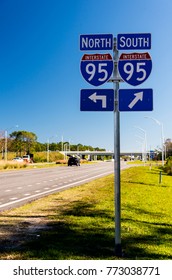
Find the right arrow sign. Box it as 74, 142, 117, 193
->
128, 91, 143, 109
119, 88, 153, 111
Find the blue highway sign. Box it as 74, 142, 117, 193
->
118, 88, 153, 111
80, 34, 113, 51
118, 52, 152, 86
117, 33, 151, 50
80, 89, 114, 111
80, 53, 113, 86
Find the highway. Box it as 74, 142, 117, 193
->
0, 161, 124, 212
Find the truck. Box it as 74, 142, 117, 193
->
22, 154, 33, 163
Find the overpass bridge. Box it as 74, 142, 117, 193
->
60, 150, 144, 160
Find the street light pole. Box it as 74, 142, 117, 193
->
4, 125, 19, 161
47, 135, 57, 163
145, 117, 165, 165
135, 126, 147, 162
47, 139, 50, 163
135, 135, 145, 161
136, 139, 144, 161
5, 130, 7, 161
63, 143, 68, 161
61, 136, 63, 151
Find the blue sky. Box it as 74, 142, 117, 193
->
0, 0, 172, 152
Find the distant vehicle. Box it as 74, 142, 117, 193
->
12, 157, 23, 162
68, 157, 80, 166
22, 155, 33, 163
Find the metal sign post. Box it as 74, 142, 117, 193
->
113, 38, 122, 256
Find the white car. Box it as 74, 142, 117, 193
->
12, 157, 24, 162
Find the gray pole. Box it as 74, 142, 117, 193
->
5, 130, 8, 161
113, 38, 122, 256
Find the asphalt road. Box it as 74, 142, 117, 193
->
0, 161, 125, 212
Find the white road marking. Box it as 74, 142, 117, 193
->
10, 197, 18, 200
0, 170, 112, 209
5, 189, 11, 192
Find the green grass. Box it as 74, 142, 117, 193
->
0, 166, 171, 260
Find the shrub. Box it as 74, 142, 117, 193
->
0, 161, 27, 170
164, 156, 172, 175
33, 151, 64, 163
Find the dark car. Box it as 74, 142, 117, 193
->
68, 157, 80, 166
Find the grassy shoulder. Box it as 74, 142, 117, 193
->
0, 166, 171, 260
0, 160, 65, 171
0, 159, 94, 171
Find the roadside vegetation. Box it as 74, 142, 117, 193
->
163, 156, 172, 175
0, 165, 171, 260
1, 130, 172, 163
0, 160, 28, 170
0, 152, 65, 171
0, 130, 105, 162
0, 129, 108, 168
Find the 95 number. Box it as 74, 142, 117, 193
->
86, 63, 109, 82
124, 62, 146, 82
118, 56, 152, 86
80, 58, 113, 86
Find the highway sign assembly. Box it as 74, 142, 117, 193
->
80, 34, 113, 51
79, 32, 153, 257
117, 33, 151, 50
118, 88, 153, 111
80, 89, 114, 111
80, 53, 113, 86
118, 52, 152, 86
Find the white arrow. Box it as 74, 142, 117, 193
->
89, 92, 107, 108
128, 91, 143, 109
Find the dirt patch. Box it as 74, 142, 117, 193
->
0, 217, 51, 253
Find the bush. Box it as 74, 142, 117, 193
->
0, 161, 27, 170
33, 151, 64, 163
164, 156, 172, 175
1, 151, 64, 163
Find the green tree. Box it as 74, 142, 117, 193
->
10, 130, 37, 155
34, 142, 46, 152
165, 138, 172, 157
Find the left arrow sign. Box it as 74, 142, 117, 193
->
80, 89, 114, 111
89, 92, 107, 108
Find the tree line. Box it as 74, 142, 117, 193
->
153, 138, 172, 160
0, 130, 105, 156
1, 130, 172, 158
